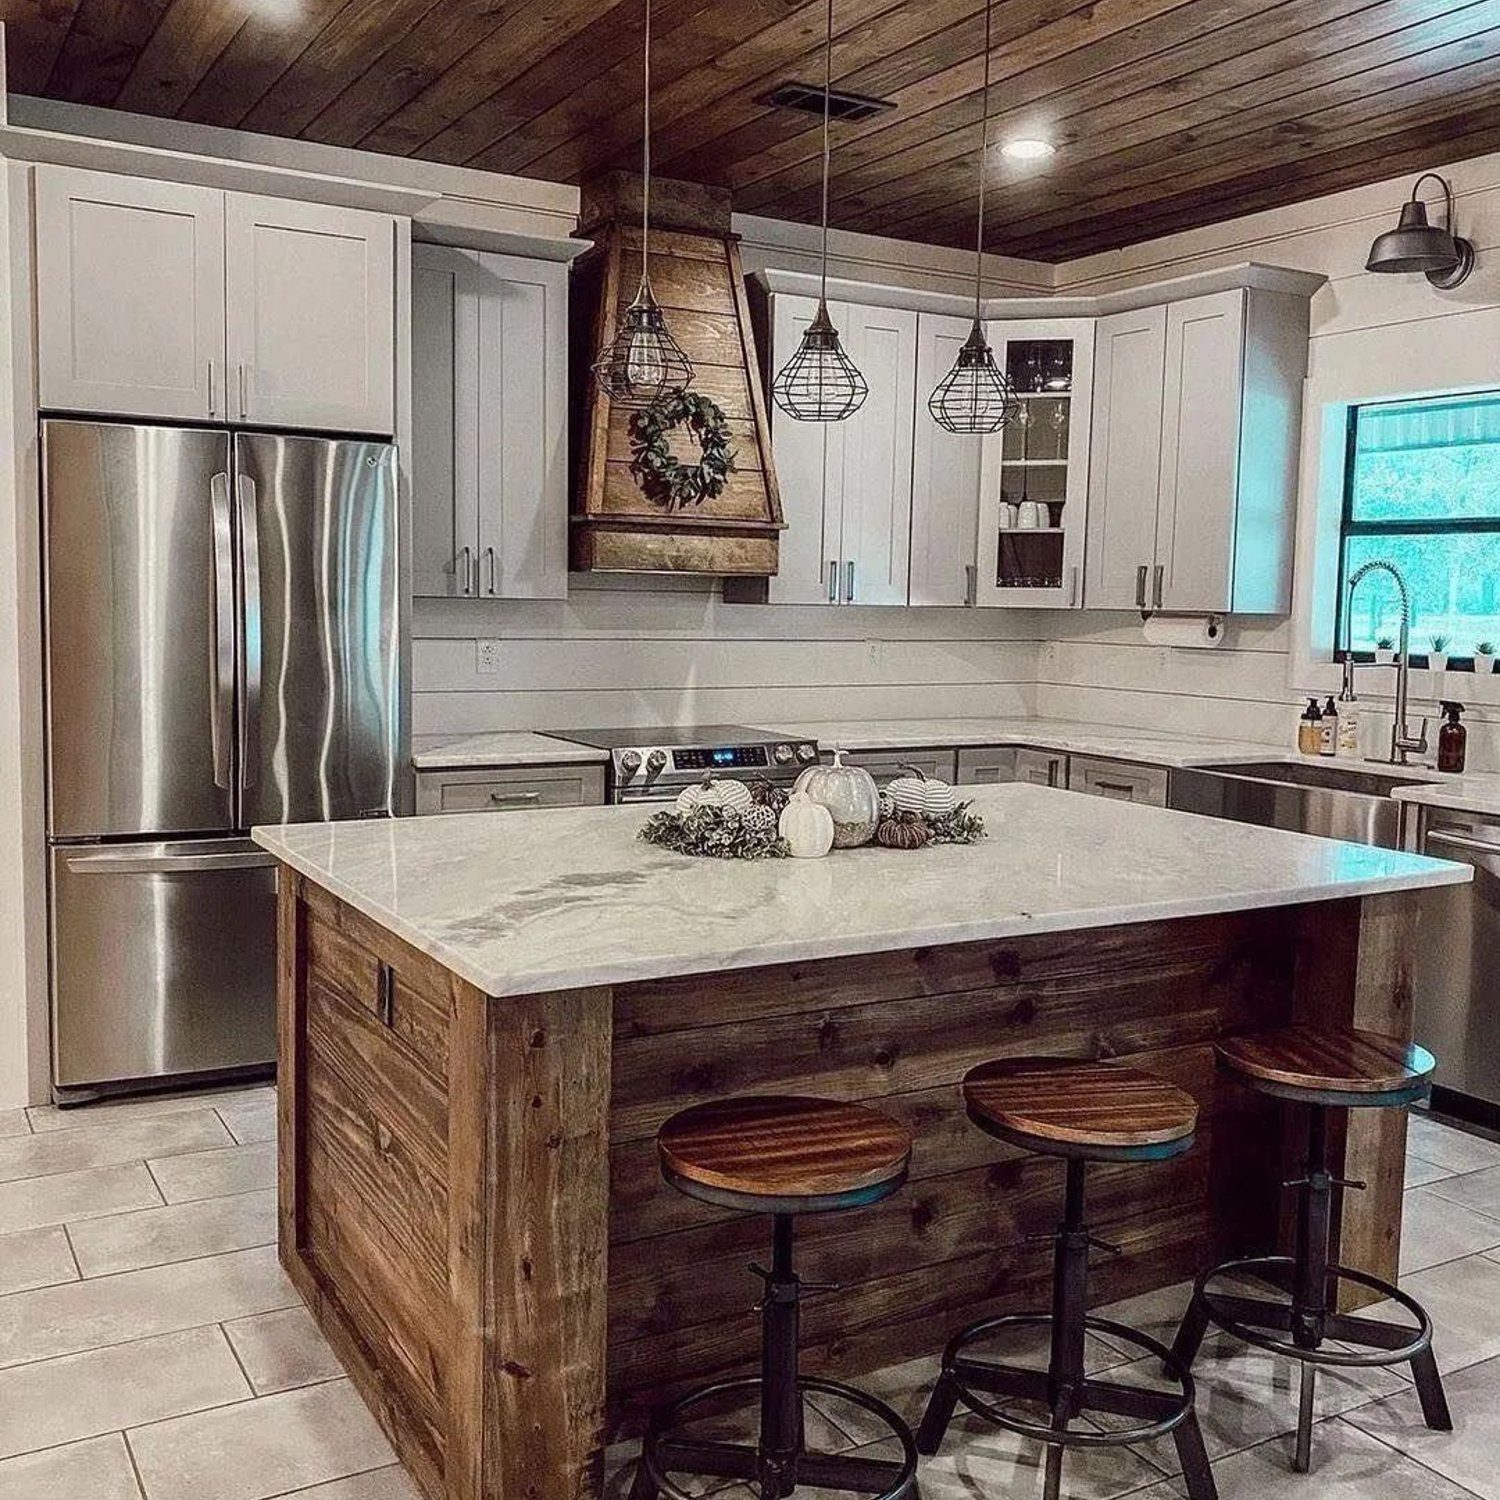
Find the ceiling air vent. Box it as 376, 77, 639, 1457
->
761, 81, 896, 123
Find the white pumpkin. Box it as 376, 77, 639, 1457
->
778, 790, 835, 859
674, 776, 753, 815
887, 765, 958, 818
792, 749, 881, 848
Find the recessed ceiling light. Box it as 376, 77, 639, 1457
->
1001, 138, 1055, 161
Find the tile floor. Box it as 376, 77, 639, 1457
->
3, 1086, 1500, 1499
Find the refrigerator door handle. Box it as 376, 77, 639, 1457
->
209, 472, 235, 791
237, 472, 262, 791
64, 849, 278, 875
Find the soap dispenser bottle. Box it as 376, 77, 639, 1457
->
1438, 702, 1467, 774
1336, 678, 1360, 757
1319, 696, 1338, 757
1298, 698, 1323, 756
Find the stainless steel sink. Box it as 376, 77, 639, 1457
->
1168, 760, 1439, 849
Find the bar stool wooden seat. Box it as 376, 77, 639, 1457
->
918, 1059, 1217, 1500
631, 1095, 919, 1500
1170, 1025, 1452, 1475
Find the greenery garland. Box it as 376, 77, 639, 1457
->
640, 805, 788, 860
629, 388, 736, 511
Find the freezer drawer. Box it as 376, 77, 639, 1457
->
50, 839, 277, 1093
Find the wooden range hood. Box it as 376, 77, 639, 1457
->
569, 173, 784, 577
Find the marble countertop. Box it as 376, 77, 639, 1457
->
1391, 772, 1500, 820
412, 732, 609, 769
252, 783, 1468, 1000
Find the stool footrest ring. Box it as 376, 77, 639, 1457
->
1194, 1256, 1433, 1368
638, 1374, 918, 1500
937, 1312, 1197, 1450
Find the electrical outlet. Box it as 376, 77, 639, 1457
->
476, 640, 505, 674
866, 639, 882, 670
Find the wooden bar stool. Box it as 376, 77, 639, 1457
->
917, 1059, 1217, 1500
630, 1094, 919, 1500
1170, 1025, 1452, 1474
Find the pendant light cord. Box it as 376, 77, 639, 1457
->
820, 0, 832, 305
972, 0, 993, 319
642, 0, 652, 284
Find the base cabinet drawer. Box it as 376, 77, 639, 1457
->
834, 749, 959, 785
1015, 748, 1067, 788
956, 747, 1017, 785
1070, 754, 1169, 806
414, 764, 606, 814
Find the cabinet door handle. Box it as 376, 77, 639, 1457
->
489, 790, 542, 805
1135, 565, 1148, 608
484, 546, 497, 596
455, 546, 473, 596
965, 563, 977, 607
237, 364, 247, 420
207, 360, 216, 417
1094, 779, 1136, 796
1048, 757, 1061, 788
376, 962, 395, 1028
846, 560, 856, 604
1069, 565, 1079, 607
827, 561, 838, 604
1152, 564, 1164, 609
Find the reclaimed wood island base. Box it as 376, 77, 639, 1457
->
255, 786, 1466, 1500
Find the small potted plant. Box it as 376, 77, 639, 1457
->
1476, 641, 1497, 674
1428, 635, 1451, 673
1374, 636, 1397, 666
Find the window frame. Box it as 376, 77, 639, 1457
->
1332, 394, 1500, 670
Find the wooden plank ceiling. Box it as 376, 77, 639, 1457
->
6, 0, 1500, 261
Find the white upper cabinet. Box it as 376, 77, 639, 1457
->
1086, 306, 1167, 610
1086, 287, 1309, 615
910, 313, 982, 607
34, 166, 397, 435
225, 195, 394, 435
764, 293, 916, 606
410, 244, 568, 601
36, 167, 226, 422
975, 317, 1094, 609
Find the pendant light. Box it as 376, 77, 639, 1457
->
592, 0, 693, 408
927, 0, 1019, 435
1365, 173, 1475, 289
771, 0, 868, 423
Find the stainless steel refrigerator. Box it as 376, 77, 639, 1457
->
43, 420, 402, 1101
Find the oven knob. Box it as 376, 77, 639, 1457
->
773, 743, 794, 764
620, 750, 642, 776
646, 749, 668, 775
796, 743, 817, 763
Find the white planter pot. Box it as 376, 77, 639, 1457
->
1477, 654, 1498, 675
1429, 653, 1449, 674
1374, 648, 1396, 666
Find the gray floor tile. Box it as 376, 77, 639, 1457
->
1347, 1351, 1500, 1499
218, 1096, 278, 1146
128, 1377, 395, 1500
0, 1112, 28, 1141
0, 1110, 231, 1187
1403, 1186, 1500, 1275
67, 1189, 276, 1277
1426, 1166, 1500, 1224
1133, 1414, 1477, 1499
271, 1471, 419, 1499
27, 1085, 273, 1134
225, 1306, 342, 1394
0, 1244, 297, 1368
0, 1431, 143, 1499
1407, 1157, 1455, 1189
0, 1226, 78, 1295
148, 1142, 276, 1204
1410, 1117, 1500, 1177
1366, 1252, 1500, 1375
1092, 1279, 1198, 1353
0, 1324, 250, 1459
0, 1162, 161, 1235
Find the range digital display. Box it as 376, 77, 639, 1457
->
674, 745, 770, 771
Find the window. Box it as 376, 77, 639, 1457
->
1336, 391, 1500, 663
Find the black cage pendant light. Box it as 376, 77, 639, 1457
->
771, 0, 868, 422
927, 0, 1019, 434
592, 0, 692, 408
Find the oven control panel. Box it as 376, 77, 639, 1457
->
612, 739, 820, 799
674, 745, 768, 772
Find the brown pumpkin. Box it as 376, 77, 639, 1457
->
876, 811, 931, 850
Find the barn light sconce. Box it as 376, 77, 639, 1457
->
1365, 173, 1475, 289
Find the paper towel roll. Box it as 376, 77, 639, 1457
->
1141, 615, 1225, 649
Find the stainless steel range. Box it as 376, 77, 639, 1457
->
552, 725, 819, 804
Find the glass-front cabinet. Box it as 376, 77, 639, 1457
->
975, 318, 1094, 608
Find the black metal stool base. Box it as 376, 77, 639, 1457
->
632, 1375, 919, 1500
917, 1161, 1217, 1500
1171, 1105, 1453, 1474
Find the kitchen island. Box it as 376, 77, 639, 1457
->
253, 786, 1467, 1500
